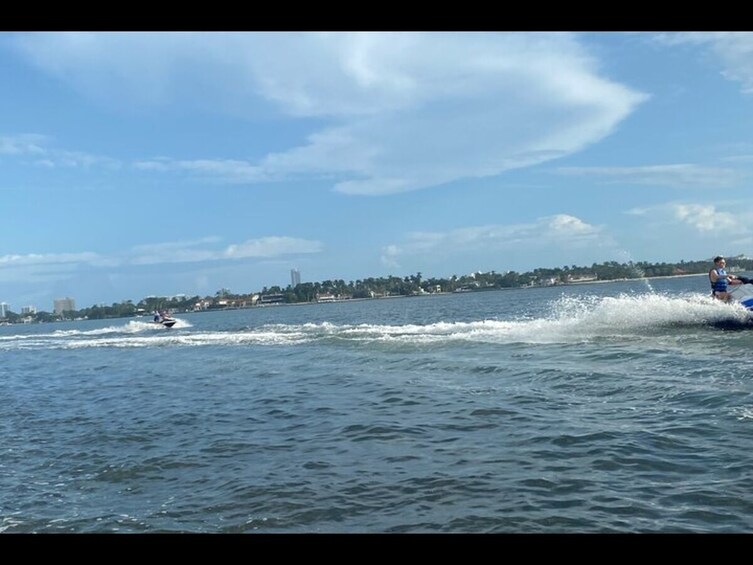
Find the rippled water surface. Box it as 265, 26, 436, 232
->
3, 276, 753, 532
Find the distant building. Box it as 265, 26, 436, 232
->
259, 293, 285, 304
291, 268, 301, 288
192, 300, 211, 311
54, 297, 76, 315
0, 302, 8, 317
21, 306, 37, 315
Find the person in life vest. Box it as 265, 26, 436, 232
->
709, 256, 743, 301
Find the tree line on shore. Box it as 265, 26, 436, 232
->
4, 256, 752, 323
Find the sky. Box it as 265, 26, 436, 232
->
2, 31, 753, 311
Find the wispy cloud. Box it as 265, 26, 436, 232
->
129, 237, 225, 265
722, 154, 753, 164
134, 158, 265, 183
11, 32, 647, 195
130, 236, 323, 265
50, 149, 121, 169
381, 215, 606, 269
0, 251, 106, 267
0, 236, 323, 285
0, 133, 120, 169
224, 237, 323, 259
130, 236, 223, 253
557, 164, 742, 189
0, 134, 48, 155
657, 32, 753, 94
0, 251, 113, 285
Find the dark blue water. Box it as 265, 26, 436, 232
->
3, 276, 753, 532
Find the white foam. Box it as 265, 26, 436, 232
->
0, 318, 193, 349
0, 293, 748, 350
253, 292, 750, 345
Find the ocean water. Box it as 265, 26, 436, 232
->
2, 275, 753, 533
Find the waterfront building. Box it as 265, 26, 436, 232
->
54, 297, 76, 315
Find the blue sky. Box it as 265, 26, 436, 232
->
2, 32, 753, 311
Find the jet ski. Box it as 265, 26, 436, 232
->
727, 276, 753, 310
153, 311, 177, 328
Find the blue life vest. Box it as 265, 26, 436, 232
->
711, 268, 728, 293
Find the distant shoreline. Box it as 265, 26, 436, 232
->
565, 272, 709, 285
259, 272, 716, 306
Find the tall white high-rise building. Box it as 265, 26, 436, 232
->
0, 302, 8, 318
54, 297, 76, 315
291, 268, 301, 287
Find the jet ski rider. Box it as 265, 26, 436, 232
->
710, 256, 743, 302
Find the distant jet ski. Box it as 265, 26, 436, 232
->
153, 311, 177, 328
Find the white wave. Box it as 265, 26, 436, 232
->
0, 317, 193, 349
250, 292, 751, 345
0, 515, 24, 534
0, 293, 748, 350
542, 291, 751, 337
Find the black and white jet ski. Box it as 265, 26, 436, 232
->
153, 312, 177, 328
158, 317, 177, 328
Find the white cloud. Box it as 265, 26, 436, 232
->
380, 244, 402, 269
0, 133, 120, 169
627, 201, 746, 235
548, 214, 599, 235
0, 134, 48, 155
0, 251, 114, 285
53, 149, 121, 170
12, 32, 647, 195
557, 164, 741, 189
672, 203, 737, 232
381, 215, 606, 269
134, 158, 265, 183
11, 32, 207, 107
0, 263, 77, 285
257, 33, 648, 195
224, 237, 323, 259
130, 237, 224, 265
658, 32, 753, 94
130, 236, 223, 253
722, 154, 753, 164
0, 236, 323, 286
133, 159, 171, 172
0, 251, 105, 266
130, 235, 323, 265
